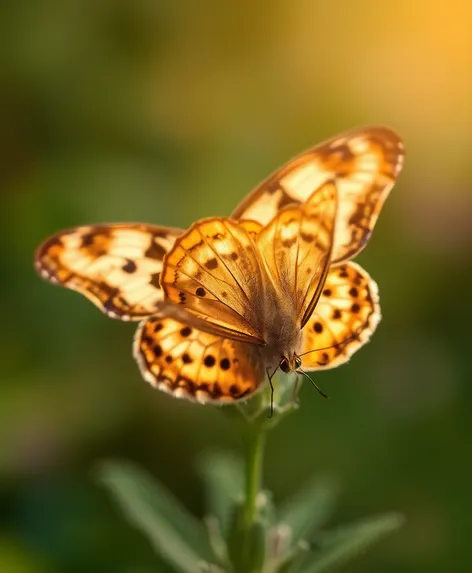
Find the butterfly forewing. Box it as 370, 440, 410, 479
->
257, 182, 337, 329
161, 218, 267, 344
232, 126, 403, 264
134, 316, 264, 402
35, 224, 183, 320
301, 262, 380, 370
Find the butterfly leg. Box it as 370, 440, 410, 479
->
266, 366, 281, 418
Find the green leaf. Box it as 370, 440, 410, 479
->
277, 476, 339, 546
197, 450, 244, 537
96, 460, 214, 573
298, 512, 404, 573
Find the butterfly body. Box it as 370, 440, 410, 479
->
35, 126, 404, 405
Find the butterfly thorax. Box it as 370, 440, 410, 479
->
258, 286, 303, 372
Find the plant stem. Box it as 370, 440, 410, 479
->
243, 423, 266, 529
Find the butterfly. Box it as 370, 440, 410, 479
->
35, 126, 404, 404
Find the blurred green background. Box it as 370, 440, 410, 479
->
2, 1, 471, 571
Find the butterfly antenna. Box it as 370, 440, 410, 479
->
297, 368, 329, 399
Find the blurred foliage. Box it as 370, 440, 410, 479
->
1, 0, 472, 572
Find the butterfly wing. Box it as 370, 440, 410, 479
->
161, 217, 268, 344
35, 224, 183, 320
134, 316, 264, 403
257, 182, 337, 329
232, 126, 403, 264
300, 262, 380, 370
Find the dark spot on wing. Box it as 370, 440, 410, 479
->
313, 322, 323, 333
220, 358, 231, 370
145, 240, 167, 259
333, 309, 342, 320
196, 287, 206, 297
180, 326, 192, 337
150, 272, 161, 287
282, 237, 297, 248
204, 355, 215, 367
205, 258, 218, 270
182, 353, 192, 364
122, 259, 137, 273
212, 383, 223, 398
229, 384, 241, 398
301, 232, 314, 242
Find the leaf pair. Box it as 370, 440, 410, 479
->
98, 457, 403, 573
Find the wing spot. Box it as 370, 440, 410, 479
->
150, 272, 161, 287
165, 355, 173, 364
141, 334, 153, 346
196, 287, 206, 297
351, 303, 361, 313
220, 358, 231, 370
205, 258, 218, 270
301, 232, 314, 242
122, 260, 137, 273
184, 379, 197, 395
230, 252, 238, 261
317, 352, 330, 366
182, 353, 192, 364
282, 237, 297, 248
212, 383, 223, 398
323, 288, 332, 297
204, 355, 216, 367
339, 271, 348, 278
180, 326, 192, 337
229, 384, 240, 397
349, 287, 359, 297
154, 345, 163, 357
153, 322, 163, 332
313, 322, 323, 333
145, 240, 167, 259
80, 232, 96, 247
179, 292, 187, 303
333, 309, 342, 320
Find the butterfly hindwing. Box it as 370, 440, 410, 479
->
301, 262, 380, 370
161, 218, 267, 344
35, 224, 183, 320
134, 316, 264, 402
257, 182, 337, 329
232, 126, 403, 264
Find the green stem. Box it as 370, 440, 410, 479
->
243, 423, 266, 529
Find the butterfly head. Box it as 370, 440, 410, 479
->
279, 353, 302, 374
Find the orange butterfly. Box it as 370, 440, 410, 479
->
35, 127, 403, 404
